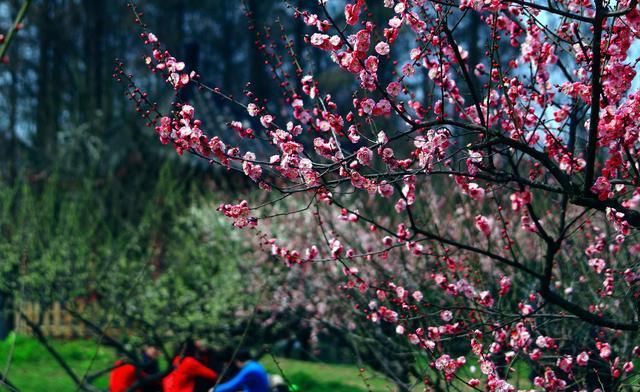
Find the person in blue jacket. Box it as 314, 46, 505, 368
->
210, 348, 270, 392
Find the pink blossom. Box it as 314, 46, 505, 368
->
260, 114, 274, 128
247, 103, 260, 117
576, 351, 589, 366
598, 342, 612, 360
467, 183, 485, 200
375, 41, 390, 55
361, 99, 375, 115
217, 200, 256, 228
377, 131, 388, 144
356, 147, 373, 166
377, 181, 394, 198
477, 291, 494, 307
330, 238, 343, 259
536, 335, 548, 349
534, 369, 567, 391
305, 245, 319, 260
588, 258, 606, 274
242, 152, 262, 182
344, 0, 364, 26
386, 81, 402, 96
474, 215, 492, 236
556, 355, 573, 373
373, 99, 392, 116
530, 349, 542, 361
379, 306, 398, 323
498, 276, 512, 296
591, 177, 612, 201
301, 75, 318, 98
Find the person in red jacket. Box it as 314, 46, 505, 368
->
109, 345, 162, 392
163, 340, 218, 392
109, 360, 139, 392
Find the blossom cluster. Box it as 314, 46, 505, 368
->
127, 0, 640, 389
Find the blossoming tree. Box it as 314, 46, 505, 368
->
121, 0, 640, 390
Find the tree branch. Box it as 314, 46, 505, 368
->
63, 306, 140, 365
0, 373, 20, 392
19, 311, 100, 392
583, 3, 605, 193
606, 0, 638, 17
443, 25, 486, 129
506, 0, 595, 23
0, 0, 32, 62
539, 289, 638, 331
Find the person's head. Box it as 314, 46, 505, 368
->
234, 348, 253, 367
176, 338, 197, 358
116, 350, 131, 362
195, 339, 208, 351
143, 345, 160, 360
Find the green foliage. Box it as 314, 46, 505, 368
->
0, 334, 112, 364
98, 200, 257, 346
0, 162, 257, 349
0, 173, 103, 301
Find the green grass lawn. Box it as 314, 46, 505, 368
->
0, 334, 396, 391
0, 334, 115, 391
261, 356, 396, 392
0, 334, 532, 391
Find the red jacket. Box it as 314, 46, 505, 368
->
109, 360, 139, 392
162, 356, 217, 392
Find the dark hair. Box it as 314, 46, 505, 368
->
235, 348, 252, 362
176, 338, 197, 358
218, 347, 235, 363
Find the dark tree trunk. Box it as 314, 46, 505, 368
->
36, 0, 53, 165
247, 0, 269, 100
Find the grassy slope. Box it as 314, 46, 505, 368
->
0, 334, 114, 391
0, 335, 394, 392
261, 356, 396, 392
0, 335, 533, 391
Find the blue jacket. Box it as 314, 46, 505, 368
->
213, 361, 270, 392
